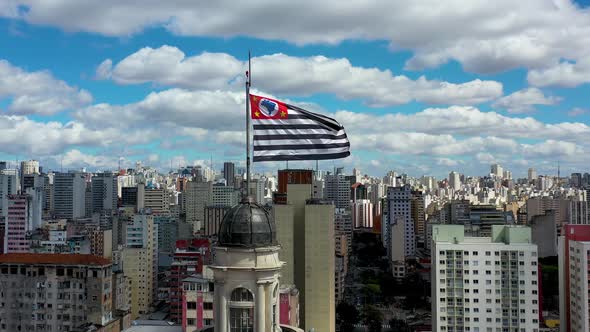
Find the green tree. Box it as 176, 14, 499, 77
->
363, 305, 383, 332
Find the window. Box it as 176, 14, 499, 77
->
231, 288, 254, 302
187, 318, 195, 325
230, 288, 254, 332
187, 302, 197, 310
204, 302, 213, 310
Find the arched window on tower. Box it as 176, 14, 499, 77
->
230, 287, 254, 332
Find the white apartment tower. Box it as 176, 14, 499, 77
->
449, 171, 461, 191
432, 225, 540, 332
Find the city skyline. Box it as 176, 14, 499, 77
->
0, 2, 590, 178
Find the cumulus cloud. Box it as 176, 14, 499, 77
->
59, 149, 120, 169
0, 59, 92, 115
528, 57, 590, 87
3, 1, 590, 75
97, 46, 502, 106
0, 114, 154, 156
491, 88, 560, 113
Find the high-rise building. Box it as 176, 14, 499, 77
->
211, 184, 238, 207
530, 211, 558, 257
20, 160, 39, 175
352, 199, 373, 228
432, 225, 540, 332
143, 186, 170, 214
570, 172, 582, 188
122, 214, 158, 318
53, 172, 86, 220
0, 171, 18, 217
121, 186, 139, 208
0, 253, 115, 331
558, 224, 590, 332
274, 169, 335, 331
411, 190, 426, 239
491, 163, 503, 178
324, 173, 351, 209
387, 185, 415, 270
184, 181, 212, 233
91, 172, 118, 213
449, 171, 461, 191
223, 162, 235, 187
528, 168, 537, 182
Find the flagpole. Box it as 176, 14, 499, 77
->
246, 51, 252, 198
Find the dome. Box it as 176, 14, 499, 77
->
218, 196, 277, 247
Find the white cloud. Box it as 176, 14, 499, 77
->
0, 59, 92, 115
568, 107, 589, 117
436, 158, 460, 167
475, 152, 498, 165
3, 1, 590, 74
491, 88, 560, 113
95, 59, 112, 79
98, 46, 503, 106
0, 115, 154, 156
59, 149, 120, 169
528, 57, 590, 87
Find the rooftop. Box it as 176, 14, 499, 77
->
0, 253, 111, 266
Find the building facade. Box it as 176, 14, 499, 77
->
0, 253, 114, 331
432, 225, 540, 332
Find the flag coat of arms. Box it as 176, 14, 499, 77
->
250, 94, 351, 162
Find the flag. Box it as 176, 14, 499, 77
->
250, 94, 350, 162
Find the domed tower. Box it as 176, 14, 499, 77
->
210, 196, 283, 332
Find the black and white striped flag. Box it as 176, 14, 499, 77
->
250, 94, 351, 162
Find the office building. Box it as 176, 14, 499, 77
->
0, 171, 18, 217
184, 181, 212, 233
432, 225, 539, 332
223, 162, 235, 187
53, 172, 86, 220
91, 172, 118, 213
143, 186, 169, 214
324, 173, 351, 209
0, 253, 114, 331
121, 186, 140, 208
211, 184, 238, 207
558, 224, 590, 332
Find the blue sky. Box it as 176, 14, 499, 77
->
0, 1, 589, 179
